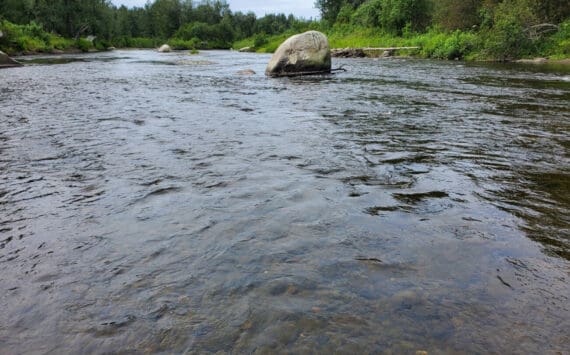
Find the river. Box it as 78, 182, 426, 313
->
1, 50, 569, 353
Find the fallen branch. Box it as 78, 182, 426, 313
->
331, 65, 347, 73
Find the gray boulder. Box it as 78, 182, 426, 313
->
0, 51, 21, 68
158, 44, 172, 53
265, 31, 331, 77
239, 47, 255, 53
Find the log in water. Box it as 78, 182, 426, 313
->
1, 50, 569, 353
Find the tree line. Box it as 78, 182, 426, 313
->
315, 0, 569, 60
0, 0, 568, 59
0, 0, 309, 49
316, 0, 570, 33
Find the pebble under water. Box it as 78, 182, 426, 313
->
1, 50, 569, 353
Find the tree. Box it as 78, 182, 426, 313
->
379, 0, 432, 34
315, 0, 345, 24
433, 0, 483, 30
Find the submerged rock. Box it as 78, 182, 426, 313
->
237, 69, 256, 75
158, 44, 172, 53
265, 31, 331, 77
0, 51, 22, 68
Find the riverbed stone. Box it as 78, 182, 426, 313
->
158, 44, 172, 53
515, 57, 548, 64
0, 51, 22, 68
237, 69, 256, 75
265, 31, 331, 77
331, 48, 366, 58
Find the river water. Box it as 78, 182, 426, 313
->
1, 50, 569, 353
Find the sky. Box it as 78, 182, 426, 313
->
111, 0, 320, 19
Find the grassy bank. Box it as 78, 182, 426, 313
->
233, 21, 570, 61
3, 18, 568, 62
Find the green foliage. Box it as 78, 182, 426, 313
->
336, 4, 355, 24
75, 38, 93, 52
379, 0, 432, 34
173, 21, 234, 49
315, 0, 345, 25
351, 0, 382, 28
253, 33, 269, 48
0, 20, 73, 53
537, 20, 570, 59
483, 0, 536, 60
1, 0, 568, 61
168, 37, 200, 50
420, 29, 480, 59
433, 0, 481, 31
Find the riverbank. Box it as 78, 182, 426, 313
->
2, 20, 568, 64
234, 24, 570, 62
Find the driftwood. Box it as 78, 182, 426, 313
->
361, 46, 420, 51
525, 23, 560, 40
74, 24, 90, 40
331, 65, 347, 73
332, 46, 420, 58
332, 48, 366, 58
268, 65, 347, 77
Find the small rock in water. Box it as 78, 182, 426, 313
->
158, 44, 172, 53
237, 69, 256, 75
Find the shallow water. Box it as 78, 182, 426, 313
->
1, 50, 569, 353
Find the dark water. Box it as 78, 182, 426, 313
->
1, 50, 569, 354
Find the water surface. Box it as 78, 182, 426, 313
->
1, 50, 569, 353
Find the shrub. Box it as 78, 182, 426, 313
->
76, 38, 92, 52
351, 0, 382, 28
168, 38, 200, 50
253, 33, 268, 48
542, 20, 570, 58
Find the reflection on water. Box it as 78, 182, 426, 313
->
1, 50, 569, 353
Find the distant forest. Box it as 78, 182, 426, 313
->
1, 0, 569, 60
0, 0, 309, 48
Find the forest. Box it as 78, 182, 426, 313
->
1, 0, 569, 60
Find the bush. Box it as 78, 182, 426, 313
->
168, 38, 200, 50
76, 38, 92, 52
483, 0, 537, 60
253, 33, 268, 48
484, 20, 533, 60
49, 36, 74, 50
432, 30, 478, 59
542, 20, 570, 59
121, 37, 159, 48
0, 20, 53, 53
351, 0, 382, 28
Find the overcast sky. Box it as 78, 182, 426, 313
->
111, 0, 320, 19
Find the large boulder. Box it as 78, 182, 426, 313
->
265, 31, 331, 77
0, 51, 21, 68
158, 44, 172, 53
